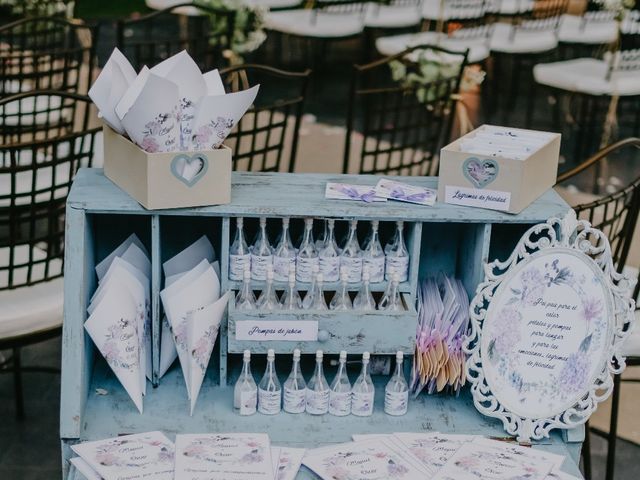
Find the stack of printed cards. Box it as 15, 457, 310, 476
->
325, 180, 436, 206
85, 234, 152, 413
159, 235, 229, 415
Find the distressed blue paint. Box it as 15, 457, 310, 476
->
61, 168, 582, 480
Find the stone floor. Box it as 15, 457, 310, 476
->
1, 337, 639, 479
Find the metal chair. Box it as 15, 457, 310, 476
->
0, 91, 101, 419
116, 2, 236, 72
220, 64, 311, 173
556, 137, 640, 480
343, 44, 468, 175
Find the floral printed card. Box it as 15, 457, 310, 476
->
325, 183, 386, 203
71, 431, 174, 480
433, 438, 558, 480
392, 433, 476, 475
375, 179, 437, 206
174, 433, 273, 480
302, 439, 428, 480
271, 446, 306, 480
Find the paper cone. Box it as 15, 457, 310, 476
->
85, 281, 143, 413
162, 235, 216, 278
204, 68, 225, 96
159, 315, 178, 378
188, 291, 229, 415
94, 233, 148, 281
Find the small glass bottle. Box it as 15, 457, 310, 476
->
316, 219, 329, 250
362, 220, 385, 283
283, 349, 307, 414
351, 351, 374, 417
329, 267, 352, 311
319, 218, 340, 282
273, 217, 296, 282
280, 271, 303, 310
229, 217, 250, 281
329, 350, 352, 417
306, 350, 330, 415
234, 350, 257, 415
384, 351, 409, 416
236, 266, 256, 310
340, 219, 362, 283
297, 217, 319, 283
379, 272, 402, 311
256, 266, 280, 310
251, 217, 273, 281
353, 267, 376, 311
384, 221, 409, 282
258, 349, 281, 415
302, 267, 327, 310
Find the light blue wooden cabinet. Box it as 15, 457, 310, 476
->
61, 169, 584, 479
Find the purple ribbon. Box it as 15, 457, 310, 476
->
337, 185, 377, 203
390, 187, 431, 202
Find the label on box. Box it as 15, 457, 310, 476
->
445, 185, 511, 212
235, 320, 319, 341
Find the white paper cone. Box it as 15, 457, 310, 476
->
85, 281, 143, 413
94, 233, 148, 281
188, 291, 229, 415
159, 315, 178, 378
203, 68, 225, 96
162, 235, 216, 278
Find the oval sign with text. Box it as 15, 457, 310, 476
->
481, 248, 614, 420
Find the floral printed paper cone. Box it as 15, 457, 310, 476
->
150, 50, 207, 150
159, 315, 178, 378
116, 70, 180, 153
188, 291, 229, 416
84, 281, 144, 413
88, 48, 137, 134
203, 69, 226, 96
191, 85, 260, 151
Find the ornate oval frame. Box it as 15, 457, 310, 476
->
464, 211, 636, 442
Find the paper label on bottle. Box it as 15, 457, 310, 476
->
385, 256, 409, 282
363, 256, 385, 283
283, 387, 306, 414
329, 391, 352, 416
319, 255, 340, 282
240, 389, 257, 416
251, 254, 273, 280
229, 254, 250, 281
351, 391, 374, 416
273, 255, 296, 281
258, 388, 281, 415
296, 256, 319, 283
384, 389, 408, 416
340, 257, 363, 283
306, 389, 329, 415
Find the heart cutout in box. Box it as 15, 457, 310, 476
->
170, 153, 208, 187
462, 157, 499, 189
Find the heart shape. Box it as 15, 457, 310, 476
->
170, 153, 208, 187
462, 157, 499, 189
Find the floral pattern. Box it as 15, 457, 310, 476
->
192, 116, 234, 149
141, 112, 175, 153
181, 435, 265, 465
319, 447, 414, 480
93, 436, 173, 468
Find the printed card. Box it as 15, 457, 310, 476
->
272, 447, 306, 480
71, 431, 174, 480
375, 179, 436, 206
174, 433, 273, 480
325, 183, 386, 203
393, 433, 476, 475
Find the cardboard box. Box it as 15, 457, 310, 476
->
103, 126, 231, 210
438, 125, 560, 214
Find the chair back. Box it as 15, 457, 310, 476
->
312, 0, 369, 16
220, 64, 311, 173
343, 44, 468, 175
621, 10, 640, 49
444, 0, 493, 43
116, 3, 236, 72
516, 0, 567, 35
0, 92, 100, 290
557, 137, 640, 299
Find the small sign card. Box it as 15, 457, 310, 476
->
375, 179, 436, 206
444, 185, 511, 212
235, 320, 319, 341
325, 182, 386, 203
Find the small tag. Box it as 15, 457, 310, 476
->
375, 179, 436, 206
445, 185, 511, 212
235, 320, 319, 341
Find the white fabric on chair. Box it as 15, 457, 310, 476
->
364, 3, 422, 28
487, 0, 534, 15
558, 13, 618, 45
421, 0, 487, 21
533, 58, 640, 96
0, 245, 63, 340
265, 9, 365, 38
376, 31, 490, 63
490, 22, 558, 54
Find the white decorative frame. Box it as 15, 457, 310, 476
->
464, 210, 636, 442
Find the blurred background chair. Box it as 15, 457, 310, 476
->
556, 137, 640, 480
0, 91, 101, 419
342, 44, 468, 175
220, 64, 311, 172
116, 2, 236, 71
